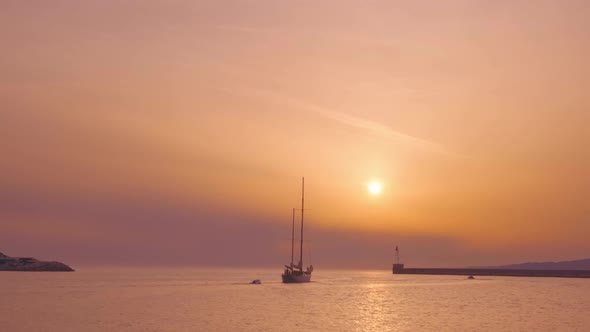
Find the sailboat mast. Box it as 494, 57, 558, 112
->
300, 177, 304, 270
291, 208, 295, 267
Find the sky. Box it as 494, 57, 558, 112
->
1, 0, 589, 268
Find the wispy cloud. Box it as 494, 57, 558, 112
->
212, 24, 271, 34
235, 87, 452, 155
291, 98, 449, 155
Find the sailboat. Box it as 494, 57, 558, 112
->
282, 177, 313, 283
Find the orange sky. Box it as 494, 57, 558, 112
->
1, 0, 589, 268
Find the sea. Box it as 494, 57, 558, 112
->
1, 267, 589, 331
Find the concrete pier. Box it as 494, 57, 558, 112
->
392, 264, 590, 278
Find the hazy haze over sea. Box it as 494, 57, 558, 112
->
1, 267, 588, 331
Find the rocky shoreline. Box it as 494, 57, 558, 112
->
0, 252, 74, 272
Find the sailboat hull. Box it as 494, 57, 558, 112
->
282, 273, 311, 283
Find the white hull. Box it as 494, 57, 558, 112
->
282, 272, 311, 283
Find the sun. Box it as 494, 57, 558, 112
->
368, 181, 382, 195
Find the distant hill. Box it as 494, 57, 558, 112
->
0, 252, 74, 272
481, 258, 590, 270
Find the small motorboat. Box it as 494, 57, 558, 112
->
250, 279, 262, 284
467, 275, 475, 279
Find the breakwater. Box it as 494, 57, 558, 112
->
392, 264, 590, 278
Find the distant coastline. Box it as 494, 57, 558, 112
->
476, 258, 590, 270
0, 252, 74, 272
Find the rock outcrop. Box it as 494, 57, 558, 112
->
0, 252, 74, 271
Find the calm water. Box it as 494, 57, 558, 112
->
1, 267, 589, 331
